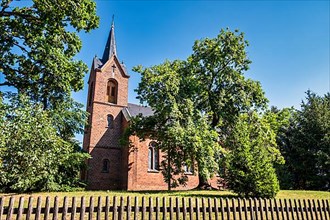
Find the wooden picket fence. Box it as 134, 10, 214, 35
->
0, 195, 329, 220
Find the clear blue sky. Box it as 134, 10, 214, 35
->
74, 0, 329, 112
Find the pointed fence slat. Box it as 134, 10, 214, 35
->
141, 197, 146, 220
105, 196, 109, 220
149, 197, 153, 220
119, 196, 124, 220
207, 198, 212, 220
16, 196, 24, 220
202, 198, 206, 220
195, 198, 200, 220
188, 198, 193, 220
35, 197, 41, 220
44, 196, 50, 220
322, 200, 329, 220
162, 197, 166, 220
96, 196, 101, 220
80, 197, 85, 220
175, 197, 180, 220
6, 197, 14, 220
71, 197, 76, 220
155, 197, 159, 220
214, 198, 219, 220
26, 197, 33, 220
294, 199, 300, 220
89, 196, 94, 220
126, 197, 131, 220
62, 196, 68, 220
133, 197, 138, 220
112, 196, 117, 220
182, 198, 186, 220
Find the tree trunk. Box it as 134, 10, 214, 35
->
196, 173, 213, 190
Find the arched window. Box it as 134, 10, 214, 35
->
88, 82, 94, 106
102, 159, 110, 173
107, 114, 114, 128
148, 141, 159, 171
106, 79, 117, 104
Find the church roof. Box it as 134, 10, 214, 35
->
102, 19, 117, 62
92, 18, 129, 77
122, 103, 154, 121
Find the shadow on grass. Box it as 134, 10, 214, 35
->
124, 190, 239, 199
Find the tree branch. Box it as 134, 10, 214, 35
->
0, 10, 41, 23
0, 82, 14, 87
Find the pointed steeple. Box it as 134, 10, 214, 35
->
102, 15, 117, 62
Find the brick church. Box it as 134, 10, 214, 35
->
82, 21, 220, 190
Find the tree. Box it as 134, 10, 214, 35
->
281, 91, 330, 190
132, 28, 270, 189
187, 28, 268, 188
0, 0, 99, 191
0, 0, 99, 108
131, 61, 220, 190
225, 112, 284, 197
0, 94, 90, 192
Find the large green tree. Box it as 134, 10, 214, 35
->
225, 112, 284, 197
131, 61, 220, 190
0, 94, 90, 192
280, 91, 330, 190
187, 29, 268, 187
132, 28, 272, 190
0, 0, 99, 191
0, 0, 98, 108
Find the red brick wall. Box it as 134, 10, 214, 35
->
83, 56, 129, 190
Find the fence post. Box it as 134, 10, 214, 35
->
134, 197, 138, 220
208, 198, 212, 220
80, 196, 86, 220
195, 198, 200, 220
62, 196, 68, 220
182, 198, 186, 220
141, 196, 146, 220
127, 197, 131, 220
105, 196, 109, 220
155, 197, 160, 220
26, 197, 33, 220
6, 197, 14, 220
97, 196, 102, 220
113, 196, 117, 220
162, 197, 166, 220
71, 197, 77, 220
202, 198, 206, 220
89, 196, 94, 220
149, 197, 153, 220
44, 196, 50, 220
35, 196, 42, 220
16, 196, 24, 220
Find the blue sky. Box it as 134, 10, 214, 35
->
74, 0, 329, 111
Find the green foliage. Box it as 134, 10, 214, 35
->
189, 28, 268, 129
279, 91, 330, 190
132, 61, 220, 189
132, 28, 273, 191
0, 94, 90, 192
225, 112, 284, 198
0, 0, 99, 106
0, 0, 99, 192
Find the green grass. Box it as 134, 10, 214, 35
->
1, 190, 329, 200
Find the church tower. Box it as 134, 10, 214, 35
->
82, 19, 130, 189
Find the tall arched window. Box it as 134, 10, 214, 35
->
88, 82, 94, 106
148, 141, 159, 171
107, 79, 117, 104
107, 114, 114, 128
102, 159, 110, 173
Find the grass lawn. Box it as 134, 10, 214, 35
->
1, 190, 329, 200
